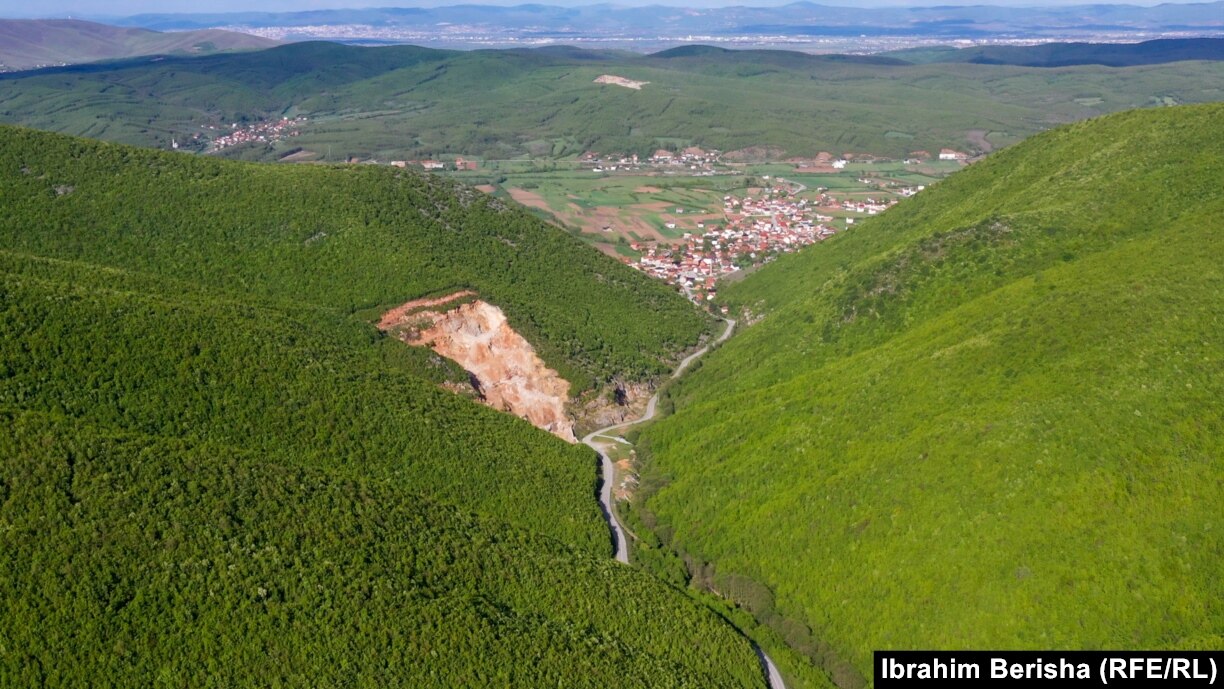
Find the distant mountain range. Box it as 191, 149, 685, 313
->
0, 19, 277, 71
110, 2, 1224, 40
890, 36, 1224, 67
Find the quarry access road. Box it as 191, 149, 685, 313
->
582, 317, 735, 561
582, 317, 736, 561
580, 318, 785, 689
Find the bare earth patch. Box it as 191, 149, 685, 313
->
594, 74, 649, 90
380, 295, 576, 442
377, 290, 476, 329
966, 129, 994, 153
507, 188, 551, 210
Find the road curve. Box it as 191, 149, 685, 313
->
582, 317, 736, 454
756, 644, 786, 689
581, 319, 786, 689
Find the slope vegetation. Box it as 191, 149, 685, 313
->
0, 125, 708, 390
1, 41, 1222, 159
635, 105, 1224, 684
0, 128, 763, 685
0, 19, 277, 72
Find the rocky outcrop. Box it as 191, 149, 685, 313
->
379, 295, 576, 442
576, 380, 653, 432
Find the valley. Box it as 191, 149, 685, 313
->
445, 154, 959, 284
0, 11, 1221, 688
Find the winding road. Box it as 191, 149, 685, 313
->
581, 318, 787, 689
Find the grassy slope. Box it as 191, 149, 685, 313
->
0, 130, 761, 684
0, 19, 277, 71
1, 42, 1222, 159
636, 105, 1224, 683
0, 125, 709, 389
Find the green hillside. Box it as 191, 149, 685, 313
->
0, 125, 709, 390
634, 105, 1224, 684
2, 41, 1222, 160
0, 19, 277, 72
0, 128, 764, 685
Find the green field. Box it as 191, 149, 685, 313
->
633, 105, 1224, 685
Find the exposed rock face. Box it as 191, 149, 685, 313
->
576, 380, 653, 431
380, 296, 576, 443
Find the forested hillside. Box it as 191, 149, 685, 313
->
0, 129, 763, 685
0, 126, 709, 390
2, 41, 1223, 160
635, 105, 1224, 684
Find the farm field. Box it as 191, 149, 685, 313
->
446, 160, 962, 257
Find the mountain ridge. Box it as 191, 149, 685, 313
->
0, 18, 277, 72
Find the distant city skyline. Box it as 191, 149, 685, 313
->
0, 0, 1213, 21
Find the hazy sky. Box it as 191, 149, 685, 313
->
0, 0, 1205, 19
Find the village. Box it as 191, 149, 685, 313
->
206, 116, 307, 152
626, 184, 910, 304
581, 147, 721, 175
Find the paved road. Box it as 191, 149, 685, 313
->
580, 319, 786, 689
581, 317, 735, 560
756, 643, 787, 689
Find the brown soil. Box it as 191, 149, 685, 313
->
380, 298, 576, 442
377, 290, 476, 329
966, 129, 994, 153
279, 149, 319, 163
507, 188, 551, 210
722, 145, 787, 162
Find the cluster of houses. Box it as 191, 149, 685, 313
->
581, 147, 719, 174
208, 117, 306, 151
628, 189, 839, 304
389, 157, 479, 171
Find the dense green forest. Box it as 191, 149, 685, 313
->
0, 130, 764, 685
0, 126, 710, 391
635, 105, 1224, 684
2, 41, 1223, 160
